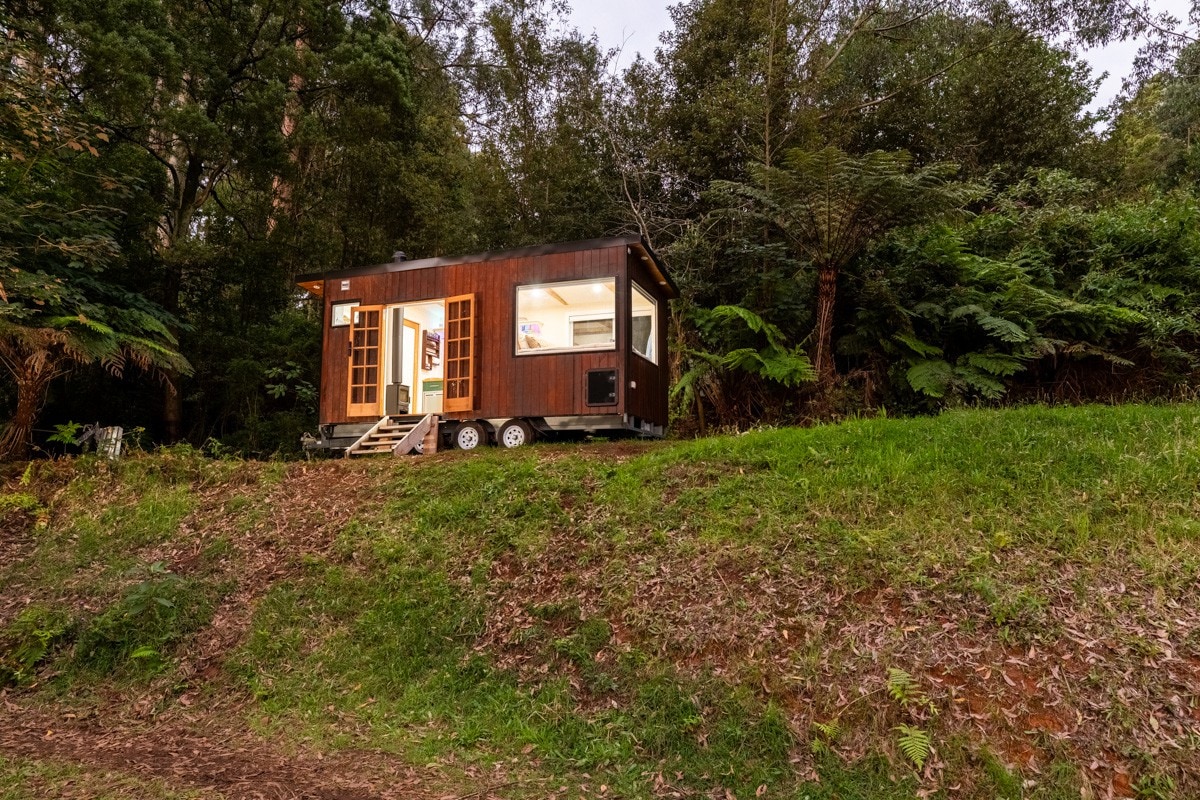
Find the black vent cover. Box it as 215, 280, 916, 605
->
586, 369, 618, 406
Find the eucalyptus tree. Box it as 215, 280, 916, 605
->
824, 15, 1101, 178
638, 0, 1192, 219
463, 0, 625, 248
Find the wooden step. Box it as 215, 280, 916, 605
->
356, 428, 418, 442
345, 414, 436, 457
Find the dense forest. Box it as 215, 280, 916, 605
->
2, 0, 1198, 458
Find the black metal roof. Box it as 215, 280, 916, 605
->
296, 235, 678, 297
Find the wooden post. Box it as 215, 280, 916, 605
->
421, 416, 439, 455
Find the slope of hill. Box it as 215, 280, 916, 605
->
2, 404, 1199, 799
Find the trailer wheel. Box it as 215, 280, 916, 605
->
497, 419, 534, 449
453, 421, 487, 451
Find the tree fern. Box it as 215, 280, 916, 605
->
905, 360, 954, 398
674, 305, 816, 420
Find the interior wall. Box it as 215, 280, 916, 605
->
517, 298, 616, 351
403, 302, 445, 413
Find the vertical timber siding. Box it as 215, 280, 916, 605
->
625, 252, 671, 425
319, 243, 651, 425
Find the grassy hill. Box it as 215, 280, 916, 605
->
2, 404, 1199, 799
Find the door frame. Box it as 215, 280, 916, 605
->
346, 305, 384, 418
443, 293, 477, 413
403, 317, 421, 412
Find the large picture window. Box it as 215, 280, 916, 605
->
632, 282, 657, 364
516, 278, 616, 354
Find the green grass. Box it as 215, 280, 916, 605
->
231, 559, 804, 796
1, 460, 198, 600
7, 404, 1200, 798
69, 563, 225, 681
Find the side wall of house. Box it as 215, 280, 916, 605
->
625, 253, 672, 426
320, 244, 646, 425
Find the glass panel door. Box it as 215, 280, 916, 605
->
347, 306, 383, 417
443, 294, 476, 413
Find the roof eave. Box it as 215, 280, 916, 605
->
295, 234, 680, 299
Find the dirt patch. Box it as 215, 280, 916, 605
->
0, 698, 436, 800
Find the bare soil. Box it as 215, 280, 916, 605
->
0, 696, 435, 799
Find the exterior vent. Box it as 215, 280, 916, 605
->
393, 251, 407, 262
586, 369, 617, 406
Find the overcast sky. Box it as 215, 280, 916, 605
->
566, 0, 1198, 111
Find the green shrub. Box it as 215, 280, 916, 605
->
0, 606, 75, 686
72, 563, 219, 679
0, 493, 41, 513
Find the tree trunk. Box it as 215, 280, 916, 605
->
0, 358, 54, 462
812, 265, 838, 385
160, 260, 184, 443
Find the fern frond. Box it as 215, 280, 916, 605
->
812, 719, 841, 741
962, 352, 1025, 377
905, 360, 953, 398
895, 334, 942, 358
886, 667, 919, 704
894, 724, 931, 769
755, 348, 817, 387
975, 313, 1029, 343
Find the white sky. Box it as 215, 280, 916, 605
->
566, 0, 1198, 111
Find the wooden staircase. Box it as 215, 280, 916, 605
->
344, 414, 438, 457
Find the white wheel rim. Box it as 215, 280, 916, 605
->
502, 425, 526, 447
458, 427, 480, 449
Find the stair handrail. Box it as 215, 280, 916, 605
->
391, 414, 436, 456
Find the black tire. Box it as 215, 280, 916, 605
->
453, 421, 487, 450
496, 419, 534, 449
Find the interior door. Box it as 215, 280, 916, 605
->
347, 305, 383, 417
443, 294, 476, 413
403, 318, 420, 411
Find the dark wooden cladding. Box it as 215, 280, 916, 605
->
317, 241, 672, 426
625, 251, 671, 424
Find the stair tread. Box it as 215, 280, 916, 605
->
346, 414, 434, 457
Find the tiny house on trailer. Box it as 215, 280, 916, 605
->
296, 235, 678, 455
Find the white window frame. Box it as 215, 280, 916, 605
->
569, 312, 616, 348
631, 282, 657, 364
515, 277, 617, 356
331, 301, 359, 327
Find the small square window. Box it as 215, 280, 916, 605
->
331, 302, 358, 327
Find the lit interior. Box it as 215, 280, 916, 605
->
516, 278, 617, 353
